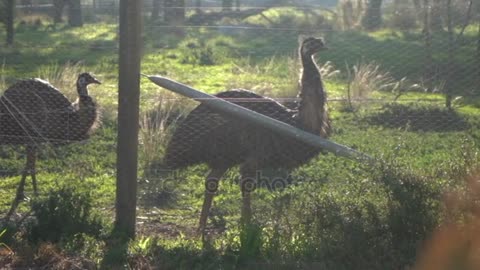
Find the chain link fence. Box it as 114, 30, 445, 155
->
1, 0, 479, 204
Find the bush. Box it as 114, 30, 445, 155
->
253, 160, 444, 269
177, 37, 234, 66
27, 187, 104, 243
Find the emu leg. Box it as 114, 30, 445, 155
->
5, 156, 31, 220
26, 145, 38, 196
4, 146, 37, 220
198, 168, 228, 234
239, 164, 257, 226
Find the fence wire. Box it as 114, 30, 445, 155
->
1, 0, 479, 197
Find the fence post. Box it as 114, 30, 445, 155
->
115, 0, 143, 238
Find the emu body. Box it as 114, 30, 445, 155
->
164, 37, 330, 233
0, 73, 101, 219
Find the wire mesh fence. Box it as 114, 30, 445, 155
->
1, 0, 479, 220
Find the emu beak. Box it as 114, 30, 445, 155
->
92, 78, 102, 85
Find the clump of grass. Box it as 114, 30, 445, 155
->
27, 187, 104, 244
34, 243, 97, 270
177, 37, 234, 66
36, 62, 89, 100
139, 92, 189, 175
138, 92, 191, 207
0, 60, 7, 93
344, 61, 423, 112
347, 61, 394, 100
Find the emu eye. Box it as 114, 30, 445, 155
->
78, 77, 86, 85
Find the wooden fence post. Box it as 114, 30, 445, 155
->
115, 0, 143, 238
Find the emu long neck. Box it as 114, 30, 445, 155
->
297, 54, 329, 137
75, 84, 97, 137
77, 82, 89, 97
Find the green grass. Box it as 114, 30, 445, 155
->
1, 10, 480, 269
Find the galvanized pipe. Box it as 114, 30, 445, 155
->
146, 75, 375, 165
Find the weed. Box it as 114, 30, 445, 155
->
27, 187, 104, 244
36, 61, 89, 100
139, 93, 187, 175
0, 228, 14, 255
346, 61, 394, 100
177, 37, 234, 66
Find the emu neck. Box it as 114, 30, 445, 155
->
74, 93, 97, 138
297, 54, 328, 136
77, 82, 89, 97
301, 55, 322, 87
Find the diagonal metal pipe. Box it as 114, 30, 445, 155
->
145, 75, 376, 165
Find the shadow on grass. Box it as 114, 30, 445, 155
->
365, 103, 470, 132
100, 226, 130, 269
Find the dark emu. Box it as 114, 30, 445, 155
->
164, 37, 331, 234
0, 73, 101, 219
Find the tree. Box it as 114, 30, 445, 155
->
361, 0, 383, 30
67, 0, 83, 27
430, 0, 444, 32
152, 0, 161, 20
445, 0, 454, 108
412, 0, 423, 21
430, 0, 443, 31
195, 0, 201, 13
235, 0, 240, 11
3, 0, 15, 45
164, 0, 185, 25
423, 0, 434, 90
53, 0, 66, 23
222, 0, 233, 11
476, 5, 480, 92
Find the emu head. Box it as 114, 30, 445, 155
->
300, 37, 327, 57
77, 73, 101, 96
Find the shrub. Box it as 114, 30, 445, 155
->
177, 37, 234, 66
27, 187, 104, 243
253, 159, 444, 269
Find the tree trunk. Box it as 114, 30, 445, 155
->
53, 0, 65, 23
68, 0, 83, 27
476, 13, 480, 93
423, 0, 434, 90
6, 0, 15, 46
361, 0, 383, 30
152, 0, 161, 20
195, 0, 201, 13
430, 0, 443, 31
164, 0, 184, 25
222, 0, 233, 11
235, 0, 240, 11
412, 0, 422, 21
445, 0, 454, 109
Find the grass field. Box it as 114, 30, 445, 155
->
1, 9, 480, 269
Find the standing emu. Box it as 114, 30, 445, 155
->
0, 73, 101, 218
164, 37, 330, 233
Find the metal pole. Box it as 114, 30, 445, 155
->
146, 75, 375, 165
116, 0, 143, 238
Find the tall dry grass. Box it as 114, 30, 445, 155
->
36, 62, 88, 100
139, 92, 192, 175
